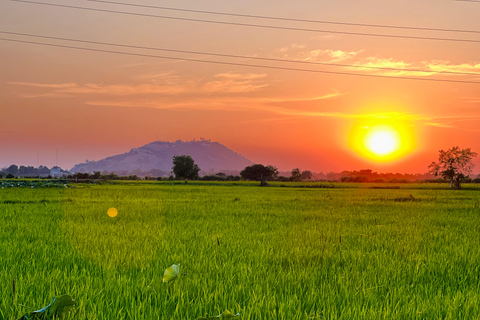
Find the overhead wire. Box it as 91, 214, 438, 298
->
1, 37, 479, 84
1, 30, 478, 76
9, 0, 480, 44
83, 0, 480, 34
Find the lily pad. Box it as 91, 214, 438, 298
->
16, 295, 75, 320
162, 263, 180, 283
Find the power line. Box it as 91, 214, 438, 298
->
1, 37, 479, 84
10, 0, 480, 44
1, 31, 478, 76
83, 0, 480, 34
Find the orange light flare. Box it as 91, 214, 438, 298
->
349, 120, 416, 163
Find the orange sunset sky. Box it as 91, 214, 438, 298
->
1, 0, 479, 173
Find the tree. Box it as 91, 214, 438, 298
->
172, 155, 201, 180
291, 168, 301, 182
301, 170, 313, 181
240, 164, 278, 186
266, 165, 279, 180
428, 146, 477, 189
6, 164, 18, 175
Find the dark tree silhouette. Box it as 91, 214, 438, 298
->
6, 164, 18, 175
291, 168, 301, 182
240, 164, 278, 186
301, 170, 313, 181
172, 155, 201, 180
428, 146, 477, 189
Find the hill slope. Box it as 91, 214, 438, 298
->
70, 140, 253, 175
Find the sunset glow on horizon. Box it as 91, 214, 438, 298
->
0, 0, 479, 174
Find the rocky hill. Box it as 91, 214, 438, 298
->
70, 140, 253, 176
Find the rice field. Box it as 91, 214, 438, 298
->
1, 181, 480, 319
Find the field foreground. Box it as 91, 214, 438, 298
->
1, 182, 480, 319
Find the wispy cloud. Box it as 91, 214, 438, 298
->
352, 59, 480, 77
461, 96, 480, 105
9, 72, 270, 97
85, 87, 345, 112
203, 73, 269, 93
349, 58, 434, 77
425, 61, 480, 75
9, 81, 190, 97
273, 44, 362, 63
270, 44, 480, 78
424, 122, 454, 128
132, 71, 179, 82
9, 82, 78, 89
304, 49, 361, 62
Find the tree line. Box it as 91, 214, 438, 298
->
2, 147, 478, 189
170, 147, 479, 189
0, 165, 67, 179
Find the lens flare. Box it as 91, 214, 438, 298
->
107, 207, 118, 218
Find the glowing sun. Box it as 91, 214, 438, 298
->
349, 121, 414, 162
364, 125, 401, 157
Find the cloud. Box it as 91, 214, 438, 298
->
213, 73, 267, 80
85, 87, 345, 113
461, 97, 480, 104
203, 73, 269, 93
263, 89, 346, 104
9, 82, 77, 89
350, 58, 426, 76
349, 58, 480, 77
424, 61, 480, 75
9, 82, 189, 96
132, 71, 178, 81
270, 44, 479, 78
273, 45, 362, 63
424, 122, 454, 128
304, 49, 361, 62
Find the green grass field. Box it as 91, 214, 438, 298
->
1, 181, 480, 319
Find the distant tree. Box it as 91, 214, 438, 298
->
240, 164, 278, 186
6, 173, 14, 179
172, 155, 201, 180
266, 165, 279, 180
92, 171, 101, 179
428, 146, 477, 189
6, 165, 18, 175
301, 170, 313, 181
0, 173, 3, 179
38, 165, 50, 175
291, 168, 301, 182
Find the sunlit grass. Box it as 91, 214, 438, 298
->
1, 182, 480, 319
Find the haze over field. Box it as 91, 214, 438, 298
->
1, 0, 479, 173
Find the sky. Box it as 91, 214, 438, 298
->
1, 0, 479, 173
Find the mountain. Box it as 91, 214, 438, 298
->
70, 140, 254, 176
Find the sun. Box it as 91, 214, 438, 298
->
349, 121, 415, 162
364, 125, 401, 157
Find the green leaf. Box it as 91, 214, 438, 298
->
16, 295, 75, 320
162, 263, 180, 283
